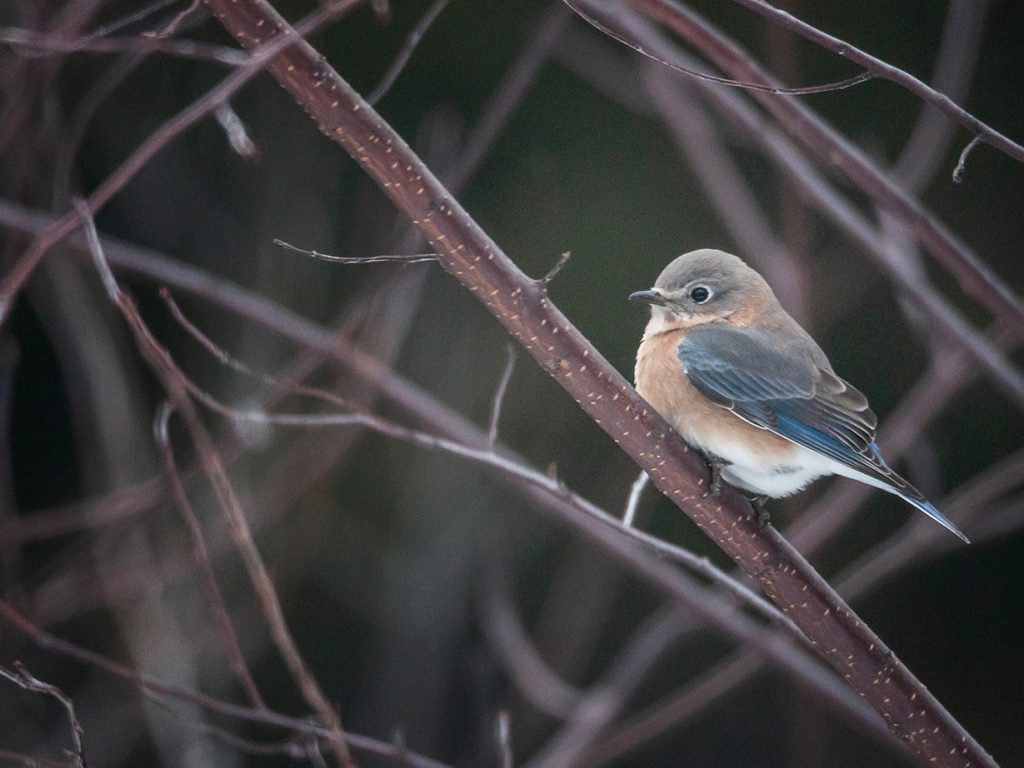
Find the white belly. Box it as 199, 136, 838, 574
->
701, 434, 836, 497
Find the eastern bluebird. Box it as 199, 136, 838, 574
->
631, 248, 968, 543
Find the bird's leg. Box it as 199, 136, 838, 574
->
702, 454, 728, 499
747, 494, 771, 529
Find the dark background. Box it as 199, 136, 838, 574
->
1, 0, 1022, 766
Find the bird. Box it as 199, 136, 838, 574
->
630, 248, 969, 543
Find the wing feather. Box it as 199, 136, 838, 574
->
677, 325, 902, 488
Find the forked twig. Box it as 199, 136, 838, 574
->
0, 662, 87, 768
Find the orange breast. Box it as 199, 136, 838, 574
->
634, 328, 797, 464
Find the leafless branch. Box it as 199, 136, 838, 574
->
366, 0, 450, 105
0, 601, 452, 768
274, 238, 440, 265
0, 0, 362, 327
953, 135, 984, 184
488, 344, 517, 445
723, 0, 1024, 165
0, 26, 250, 65
0, 661, 87, 768
621, 469, 649, 527
153, 402, 265, 709
76, 199, 356, 768
563, 0, 873, 95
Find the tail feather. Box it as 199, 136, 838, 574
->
904, 495, 970, 544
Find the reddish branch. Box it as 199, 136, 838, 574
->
201, 1, 994, 765
725, 0, 1024, 166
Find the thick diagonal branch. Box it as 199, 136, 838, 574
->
201, 2, 994, 766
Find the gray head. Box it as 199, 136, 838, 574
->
630, 249, 774, 328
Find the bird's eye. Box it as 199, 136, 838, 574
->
689, 285, 711, 303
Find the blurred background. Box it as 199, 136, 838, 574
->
1, 0, 1022, 766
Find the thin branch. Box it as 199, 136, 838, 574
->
0, 0, 362, 327
621, 469, 649, 527
891, 0, 988, 192
497, 712, 513, 768
199, 1, 997, 763
442, 2, 573, 192
366, 0, 449, 105
0, 662, 87, 768
524, 609, 696, 768
724, 0, 1024, 165
488, 344, 517, 445
953, 135, 983, 184
562, 0, 873, 95
138, 326, 792, 632
214, 103, 259, 158
0, 601, 452, 768
274, 238, 440, 264
76, 200, 356, 768
480, 578, 581, 718
0, 26, 250, 65
536, 251, 571, 295
154, 402, 266, 710
160, 288, 362, 413
90, 0, 185, 36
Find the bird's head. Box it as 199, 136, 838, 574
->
630, 249, 772, 336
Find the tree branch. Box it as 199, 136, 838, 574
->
726, 0, 1024, 166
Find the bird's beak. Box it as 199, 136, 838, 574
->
629, 289, 665, 306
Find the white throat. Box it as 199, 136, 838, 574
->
642, 306, 688, 340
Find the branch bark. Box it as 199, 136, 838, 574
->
200, 2, 995, 765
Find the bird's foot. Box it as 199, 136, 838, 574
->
748, 495, 771, 529
702, 455, 727, 499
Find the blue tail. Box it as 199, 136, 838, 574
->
904, 495, 970, 544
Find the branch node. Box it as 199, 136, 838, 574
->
536, 251, 571, 296
952, 135, 983, 184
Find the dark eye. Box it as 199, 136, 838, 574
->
689, 285, 711, 303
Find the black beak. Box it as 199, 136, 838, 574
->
629, 289, 665, 306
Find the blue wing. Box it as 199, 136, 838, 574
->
678, 325, 968, 542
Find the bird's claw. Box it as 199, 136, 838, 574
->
702, 455, 726, 499
748, 495, 771, 529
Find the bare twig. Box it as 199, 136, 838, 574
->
76, 200, 356, 768
497, 711, 513, 768
891, 0, 988, 192
0, 0, 362, 327
488, 344, 517, 445
154, 402, 266, 709
0, 601, 452, 768
562, 0, 873, 95
139, 336, 793, 631
0, 26, 250, 64
366, 0, 450, 105
536, 251, 571, 295
274, 238, 440, 264
0, 662, 87, 768
723, 0, 1024, 165
214, 103, 259, 158
621, 470, 648, 527
953, 135, 983, 184
90, 0, 187, 36
481, 580, 581, 718
524, 609, 694, 768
